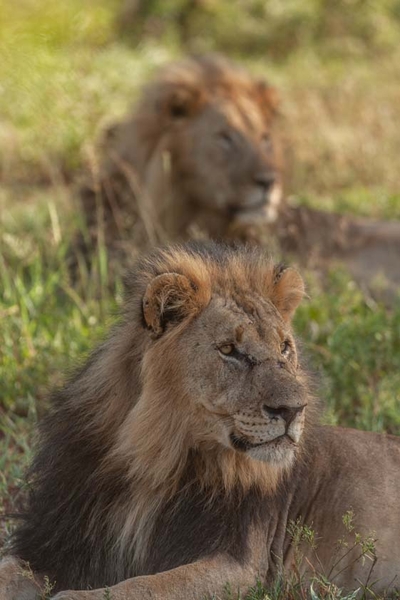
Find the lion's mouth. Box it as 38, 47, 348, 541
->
228, 184, 282, 226
228, 197, 268, 218
229, 432, 297, 452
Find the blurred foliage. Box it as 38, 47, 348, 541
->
293, 188, 400, 221
2, 0, 400, 205
0, 0, 120, 48
0, 0, 165, 179
118, 0, 400, 58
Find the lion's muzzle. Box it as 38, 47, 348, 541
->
231, 403, 306, 456
232, 181, 282, 227
261, 403, 306, 443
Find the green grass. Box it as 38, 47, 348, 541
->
292, 188, 400, 220
1, 1, 400, 598
296, 270, 400, 433
0, 0, 174, 181
0, 189, 123, 547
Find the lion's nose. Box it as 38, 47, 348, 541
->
262, 404, 305, 426
254, 173, 276, 196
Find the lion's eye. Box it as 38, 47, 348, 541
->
219, 343, 235, 356
281, 340, 291, 357
217, 131, 235, 150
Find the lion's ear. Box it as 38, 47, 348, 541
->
163, 85, 204, 119
143, 273, 203, 338
256, 82, 280, 117
271, 265, 305, 321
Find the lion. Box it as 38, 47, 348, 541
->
1, 242, 400, 600
78, 55, 282, 260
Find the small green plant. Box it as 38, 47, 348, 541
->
103, 587, 112, 600
284, 513, 378, 600
42, 575, 56, 600
288, 517, 318, 552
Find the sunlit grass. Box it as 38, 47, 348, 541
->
0, 0, 174, 180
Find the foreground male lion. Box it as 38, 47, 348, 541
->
79, 55, 282, 254
1, 243, 400, 599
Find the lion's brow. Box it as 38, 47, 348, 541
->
230, 294, 273, 329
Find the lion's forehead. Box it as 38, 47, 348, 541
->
219, 95, 268, 135
210, 294, 287, 346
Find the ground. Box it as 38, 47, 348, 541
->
0, 2, 400, 599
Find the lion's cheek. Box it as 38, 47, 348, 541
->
190, 403, 233, 448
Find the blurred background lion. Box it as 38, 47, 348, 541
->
78, 54, 282, 257
77, 52, 400, 297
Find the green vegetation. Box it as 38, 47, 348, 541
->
118, 0, 400, 59
1, 1, 399, 598
296, 269, 400, 433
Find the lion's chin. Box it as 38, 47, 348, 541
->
230, 432, 297, 466
232, 184, 282, 226
247, 441, 296, 467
